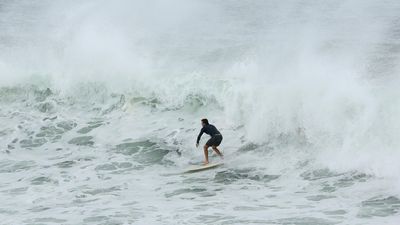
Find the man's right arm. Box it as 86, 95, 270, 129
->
196, 128, 204, 145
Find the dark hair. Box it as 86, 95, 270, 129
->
201, 118, 209, 125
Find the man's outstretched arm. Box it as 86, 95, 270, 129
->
196, 128, 204, 147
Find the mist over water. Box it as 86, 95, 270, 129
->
1, 0, 400, 224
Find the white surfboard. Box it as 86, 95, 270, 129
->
184, 163, 223, 173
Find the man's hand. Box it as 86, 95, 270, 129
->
196, 143, 199, 148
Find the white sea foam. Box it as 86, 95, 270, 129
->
1, 0, 400, 224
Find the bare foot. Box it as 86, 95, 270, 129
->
203, 161, 209, 165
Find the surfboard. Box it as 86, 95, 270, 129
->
184, 163, 223, 173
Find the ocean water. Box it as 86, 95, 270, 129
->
1, 0, 400, 224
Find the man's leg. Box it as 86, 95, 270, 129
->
203, 144, 209, 164
212, 146, 223, 159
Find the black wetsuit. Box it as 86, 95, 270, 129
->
197, 124, 223, 146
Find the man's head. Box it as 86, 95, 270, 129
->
201, 118, 209, 127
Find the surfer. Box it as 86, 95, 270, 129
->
196, 118, 223, 164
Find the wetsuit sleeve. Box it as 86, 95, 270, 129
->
196, 128, 204, 144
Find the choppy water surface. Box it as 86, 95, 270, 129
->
0, 87, 399, 225
1, 0, 400, 224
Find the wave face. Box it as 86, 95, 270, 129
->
1, 0, 400, 224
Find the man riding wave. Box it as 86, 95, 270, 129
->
196, 118, 223, 164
